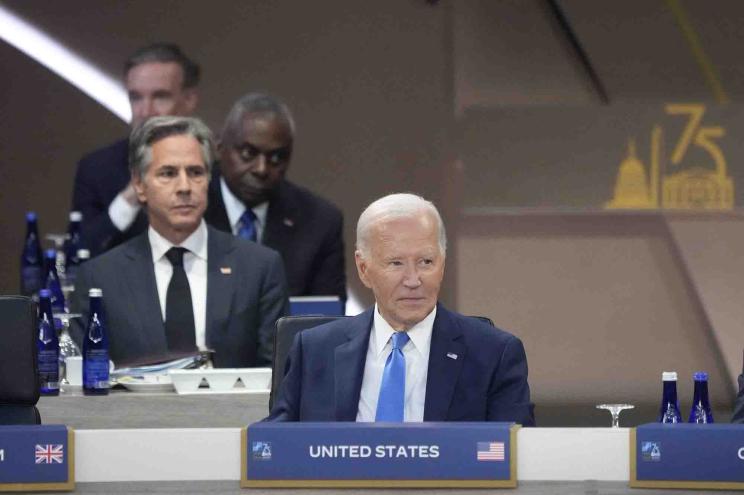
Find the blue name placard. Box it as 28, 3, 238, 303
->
241, 422, 517, 488
630, 423, 744, 490
289, 296, 344, 316
0, 424, 74, 491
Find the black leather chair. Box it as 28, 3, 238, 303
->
269, 316, 343, 411
0, 296, 41, 424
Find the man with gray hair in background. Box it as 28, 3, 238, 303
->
268, 193, 534, 425
205, 92, 346, 301
72, 43, 201, 256
71, 116, 288, 368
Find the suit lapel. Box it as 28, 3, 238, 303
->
334, 309, 374, 421
424, 306, 466, 421
205, 228, 236, 349
262, 182, 297, 249
124, 235, 167, 351
205, 169, 232, 232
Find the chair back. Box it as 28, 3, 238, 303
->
270, 315, 343, 411
0, 295, 41, 424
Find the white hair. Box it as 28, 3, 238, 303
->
356, 193, 447, 257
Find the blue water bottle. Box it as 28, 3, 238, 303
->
64, 211, 84, 285
688, 371, 714, 423
43, 249, 66, 314
20, 212, 44, 296
37, 289, 60, 396
83, 288, 109, 395
658, 371, 682, 423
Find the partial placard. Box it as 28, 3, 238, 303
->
0, 424, 74, 492
630, 423, 744, 490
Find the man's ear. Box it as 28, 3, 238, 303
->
215, 138, 226, 158
355, 250, 372, 289
183, 88, 198, 114
132, 171, 147, 204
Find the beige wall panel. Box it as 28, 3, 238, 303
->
456, 213, 732, 411
453, 0, 596, 112
666, 214, 744, 387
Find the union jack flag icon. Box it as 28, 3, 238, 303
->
35, 444, 64, 464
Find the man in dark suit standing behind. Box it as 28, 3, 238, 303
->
71, 116, 288, 367
204, 93, 346, 300
72, 43, 200, 256
268, 193, 535, 425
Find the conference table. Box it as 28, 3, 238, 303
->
34, 391, 738, 494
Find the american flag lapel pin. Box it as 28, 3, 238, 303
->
446, 352, 458, 360
220, 267, 232, 275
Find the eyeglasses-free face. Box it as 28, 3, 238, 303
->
220, 114, 293, 207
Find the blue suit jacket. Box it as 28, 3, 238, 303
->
69, 226, 289, 367
72, 139, 148, 256
267, 305, 535, 425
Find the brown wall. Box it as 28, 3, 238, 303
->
457, 212, 736, 409
0, 0, 455, 307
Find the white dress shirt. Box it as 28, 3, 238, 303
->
220, 178, 268, 243
108, 192, 141, 232
148, 221, 208, 350
356, 305, 436, 422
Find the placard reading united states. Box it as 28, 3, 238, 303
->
243, 422, 518, 487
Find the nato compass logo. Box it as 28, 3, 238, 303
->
641, 442, 661, 462
252, 441, 272, 460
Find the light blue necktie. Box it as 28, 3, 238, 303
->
238, 209, 257, 242
375, 331, 410, 422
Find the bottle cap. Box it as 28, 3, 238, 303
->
89, 288, 103, 298
77, 249, 90, 259
69, 211, 83, 222
662, 371, 677, 381
26, 211, 37, 222
39, 289, 51, 298
693, 371, 708, 381
45, 248, 56, 259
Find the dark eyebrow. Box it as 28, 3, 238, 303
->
236, 141, 291, 154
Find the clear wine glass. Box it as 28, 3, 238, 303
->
52, 312, 81, 392
45, 233, 69, 285
61, 284, 75, 311
596, 403, 635, 428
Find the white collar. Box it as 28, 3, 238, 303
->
148, 220, 208, 263
372, 304, 436, 358
220, 177, 268, 231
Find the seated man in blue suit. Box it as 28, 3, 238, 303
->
268, 193, 535, 425
71, 116, 289, 367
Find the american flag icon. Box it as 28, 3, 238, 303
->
35, 444, 64, 464
476, 442, 505, 461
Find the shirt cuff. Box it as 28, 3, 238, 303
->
108, 193, 141, 232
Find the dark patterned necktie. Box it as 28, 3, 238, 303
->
164, 247, 196, 352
